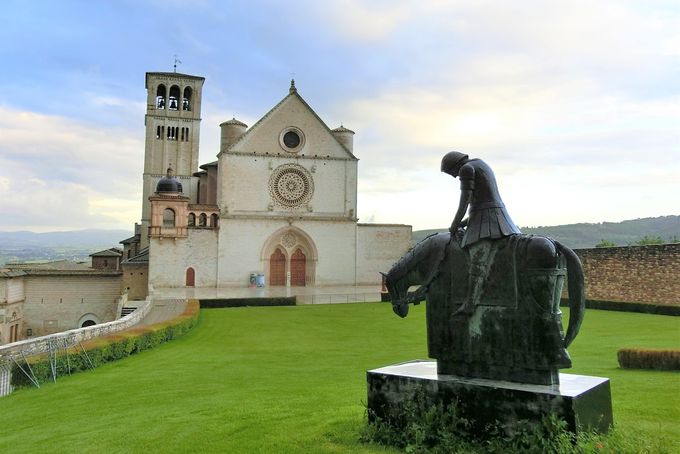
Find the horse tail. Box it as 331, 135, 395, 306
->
555, 240, 585, 347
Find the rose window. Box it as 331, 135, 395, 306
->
269, 164, 314, 208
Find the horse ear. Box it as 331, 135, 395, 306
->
379, 272, 387, 277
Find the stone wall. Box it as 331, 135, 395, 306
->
572, 243, 679, 306
23, 273, 123, 337
356, 223, 412, 285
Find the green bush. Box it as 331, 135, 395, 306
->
11, 300, 200, 388
618, 348, 680, 371
199, 297, 295, 308
362, 394, 669, 453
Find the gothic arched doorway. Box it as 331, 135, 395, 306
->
186, 267, 195, 287
290, 248, 306, 286
270, 248, 286, 286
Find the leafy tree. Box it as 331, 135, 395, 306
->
632, 235, 664, 246
595, 239, 616, 248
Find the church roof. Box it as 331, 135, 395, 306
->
90, 248, 123, 258
199, 161, 218, 169
331, 125, 355, 134
220, 118, 248, 127
119, 235, 139, 245
220, 81, 358, 160
122, 247, 149, 264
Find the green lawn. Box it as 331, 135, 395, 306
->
1, 304, 678, 453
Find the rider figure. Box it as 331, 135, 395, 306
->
441, 152, 521, 315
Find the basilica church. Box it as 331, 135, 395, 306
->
121, 72, 411, 293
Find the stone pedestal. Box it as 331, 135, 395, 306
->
367, 360, 612, 435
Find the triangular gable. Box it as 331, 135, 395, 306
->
224, 89, 357, 161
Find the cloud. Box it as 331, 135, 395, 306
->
334, 0, 680, 229
0, 106, 143, 231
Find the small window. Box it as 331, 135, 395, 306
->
211, 213, 219, 228
163, 208, 176, 227
198, 213, 207, 227
188, 213, 196, 226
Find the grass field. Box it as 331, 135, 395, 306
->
1, 304, 678, 453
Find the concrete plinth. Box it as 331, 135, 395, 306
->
367, 360, 612, 435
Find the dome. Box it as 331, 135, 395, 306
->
220, 118, 248, 128
156, 168, 183, 194
331, 125, 355, 134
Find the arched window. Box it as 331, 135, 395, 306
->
163, 208, 176, 227
211, 213, 219, 228
183, 87, 192, 111
169, 85, 180, 110
198, 213, 207, 227
188, 213, 196, 226
81, 320, 96, 328
156, 84, 166, 109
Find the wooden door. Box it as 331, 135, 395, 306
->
186, 267, 195, 287
270, 248, 286, 286
290, 248, 306, 286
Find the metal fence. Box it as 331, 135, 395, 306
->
0, 363, 12, 397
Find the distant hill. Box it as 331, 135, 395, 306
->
0, 229, 132, 265
412, 215, 680, 249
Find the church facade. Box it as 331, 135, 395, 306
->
130, 72, 411, 290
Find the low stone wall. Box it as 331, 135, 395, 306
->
570, 243, 680, 306
0, 296, 152, 360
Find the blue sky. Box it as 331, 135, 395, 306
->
1, 0, 678, 232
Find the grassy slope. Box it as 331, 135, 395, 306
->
1, 304, 678, 453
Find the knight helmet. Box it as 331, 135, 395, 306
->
441, 151, 469, 177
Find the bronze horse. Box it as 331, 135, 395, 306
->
382, 231, 585, 385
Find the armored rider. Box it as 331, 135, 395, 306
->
441, 152, 521, 315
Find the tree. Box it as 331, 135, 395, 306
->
595, 239, 616, 248
632, 235, 664, 246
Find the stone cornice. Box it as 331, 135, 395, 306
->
220, 213, 358, 223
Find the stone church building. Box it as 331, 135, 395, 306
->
123, 72, 411, 292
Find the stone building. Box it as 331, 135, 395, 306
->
0, 261, 123, 343
125, 72, 412, 291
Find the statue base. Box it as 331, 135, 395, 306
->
367, 360, 612, 435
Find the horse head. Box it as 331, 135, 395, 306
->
381, 271, 409, 318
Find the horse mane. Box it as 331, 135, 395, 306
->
387, 232, 450, 283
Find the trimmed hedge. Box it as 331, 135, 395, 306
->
199, 297, 296, 308
560, 298, 680, 316
617, 348, 680, 371
11, 299, 200, 388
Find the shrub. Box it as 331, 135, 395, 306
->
617, 348, 680, 371
199, 298, 295, 308
11, 300, 200, 388
362, 394, 669, 453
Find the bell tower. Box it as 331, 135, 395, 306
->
140, 71, 205, 247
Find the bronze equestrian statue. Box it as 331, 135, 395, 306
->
383, 152, 585, 385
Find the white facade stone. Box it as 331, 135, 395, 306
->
147, 79, 411, 291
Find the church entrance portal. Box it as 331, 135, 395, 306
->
270, 248, 286, 286
263, 227, 317, 287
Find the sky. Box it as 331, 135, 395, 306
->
0, 0, 678, 233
